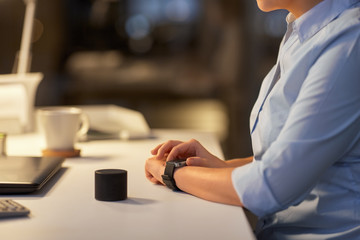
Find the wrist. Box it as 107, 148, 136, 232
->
159, 163, 166, 184
161, 159, 187, 191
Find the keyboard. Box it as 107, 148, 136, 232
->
0, 199, 30, 218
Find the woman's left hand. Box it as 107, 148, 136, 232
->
145, 156, 166, 185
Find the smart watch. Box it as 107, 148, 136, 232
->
161, 159, 187, 191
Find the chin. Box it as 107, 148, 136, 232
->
256, 0, 279, 12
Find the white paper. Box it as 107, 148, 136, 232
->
0, 84, 27, 134
0, 73, 42, 134
79, 105, 151, 139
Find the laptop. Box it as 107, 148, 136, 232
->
0, 156, 64, 194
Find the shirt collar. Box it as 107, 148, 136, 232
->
288, 0, 360, 43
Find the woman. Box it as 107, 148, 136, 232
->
145, 0, 360, 239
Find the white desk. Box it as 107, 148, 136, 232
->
1, 129, 255, 240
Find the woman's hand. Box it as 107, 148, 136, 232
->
151, 139, 227, 168
145, 139, 245, 207
145, 156, 166, 185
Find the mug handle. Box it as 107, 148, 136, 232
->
77, 113, 90, 141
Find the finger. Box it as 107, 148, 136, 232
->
156, 140, 183, 160
145, 167, 153, 180
167, 141, 195, 161
186, 157, 207, 167
149, 177, 162, 184
145, 167, 161, 184
150, 143, 163, 155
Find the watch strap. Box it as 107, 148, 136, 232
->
162, 162, 180, 191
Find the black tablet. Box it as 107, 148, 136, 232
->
0, 156, 64, 194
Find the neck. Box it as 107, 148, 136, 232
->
288, 0, 324, 18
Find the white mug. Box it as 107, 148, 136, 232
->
38, 107, 89, 150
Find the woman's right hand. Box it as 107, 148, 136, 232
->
150, 139, 227, 168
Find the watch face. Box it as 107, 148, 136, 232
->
169, 159, 187, 167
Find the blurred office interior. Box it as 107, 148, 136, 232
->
0, 0, 287, 158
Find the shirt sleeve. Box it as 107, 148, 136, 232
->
232, 30, 360, 218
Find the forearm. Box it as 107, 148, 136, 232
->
146, 140, 249, 206
224, 156, 253, 167
174, 166, 244, 207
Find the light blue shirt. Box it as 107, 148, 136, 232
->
232, 0, 360, 239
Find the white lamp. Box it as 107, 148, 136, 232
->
0, 0, 43, 134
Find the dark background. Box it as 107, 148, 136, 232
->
0, 0, 287, 158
